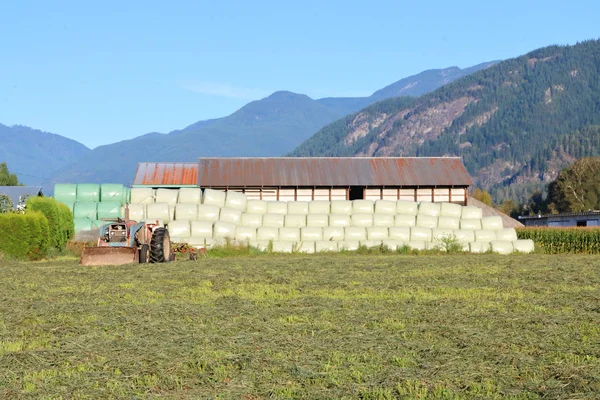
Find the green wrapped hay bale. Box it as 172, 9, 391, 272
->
74, 218, 93, 232
124, 187, 131, 204
97, 201, 122, 220
100, 184, 125, 205
76, 184, 100, 202
54, 183, 77, 206
73, 202, 98, 219
90, 220, 105, 229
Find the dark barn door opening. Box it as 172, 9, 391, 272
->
349, 186, 364, 200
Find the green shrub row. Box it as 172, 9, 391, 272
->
26, 197, 74, 249
517, 227, 600, 254
0, 212, 50, 260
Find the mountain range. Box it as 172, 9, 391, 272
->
290, 39, 600, 203
0, 62, 497, 189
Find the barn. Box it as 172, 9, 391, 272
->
132, 157, 472, 205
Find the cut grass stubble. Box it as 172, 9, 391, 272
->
1, 254, 599, 399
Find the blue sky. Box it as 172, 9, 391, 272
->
1, 0, 598, 149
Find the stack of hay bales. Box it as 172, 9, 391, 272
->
142, 188, 534, 254
54, 183, 130, 235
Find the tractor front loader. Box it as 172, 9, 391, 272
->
81, 215, 172, 266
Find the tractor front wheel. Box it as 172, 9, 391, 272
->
150, 227, 171, 263
139, 244, 150, 263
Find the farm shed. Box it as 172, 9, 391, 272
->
132, 157, 473, 205
0, 186, 43, 210
196, 157, 472, 205
518, 211, 600, 227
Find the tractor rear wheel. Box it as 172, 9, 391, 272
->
150, 227, 171, 263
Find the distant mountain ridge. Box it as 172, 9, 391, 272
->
0, 61, 498, 188
290, 40, 600, 203
0, 124, 91, 187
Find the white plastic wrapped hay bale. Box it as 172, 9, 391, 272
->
382, 240, 406, 251
373, 214, 394, 227
240, 213, 262, 228
225, 191, 247, 211
437, 216, 460, 230
389, 227, 411, 242
284, 214, 307, 228
279, 227, 301, 242
513, 239, 535, 253
249, 240, 270, 252
267, 201, 288, 215
301, 227, 323, 241
440, 202, 462, 218
175, 203, 198, 220
306, 214, 329, 227
416, 214, 438, 228
410, 227, 432, 242
331, 200, 352, 214
272, 241, 294, 253
315, 241, 338, 252
130, 188, 155, 204
202, 189, 226, 207
309, 200, 330, 214
481, 216, 503, 230
453, 229, 475, 243
262, 213, 285, 228
344, 227, 366, 241
178, 188, 202, 204
460, 219, 482, 230
190, 221, 213, 238
329, 214, 351, 227
287, 201, 309, 214
408, 241, 426, 250
432, 228, 455, 242
474, 229, 496, 242
367, 227, 389, 240
155, 189, 179, 205
234, 226, 257, 242
204, 238, 215, 248
127, 204, 146, 221
418, 202, 441, 217
491, 240, 514, 255
197, 204, 221, 222
167, 220, 191, 238
461, 206, 483, 220
323, 226, 344, 241
375, 200, 396, 214
352, 199, 374, 213
186, 237, 208, 248
496, 228, 518, 241
257, 226, 279, 241
213, 221, 236, 240
169, 236, 188, 244
338, 240, 360, 251
396, 200, 418, 215
360, 240, 382, 248
351, 213, 374, 227
297, 241, 316, 254
147, 203, 171, 224
394, 214, 416, 227
246, 200, 268, 214
219, 207, 242, 224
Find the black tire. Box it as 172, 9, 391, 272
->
150, 227, 171, 263
139, 244, 150, 263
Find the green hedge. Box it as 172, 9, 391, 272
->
0, 212, 50, 260
517, 227, 600, 254
26, 197, 74, 250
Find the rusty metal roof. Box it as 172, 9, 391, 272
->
197, 157, 472, 187
132, 162, 198, 186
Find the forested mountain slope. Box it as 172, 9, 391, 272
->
291, 40, 600, 202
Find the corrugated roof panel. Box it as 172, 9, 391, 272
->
196, 157, 472, 187
132, 162, 198, 186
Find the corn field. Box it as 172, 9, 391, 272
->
517, 227, 600, 254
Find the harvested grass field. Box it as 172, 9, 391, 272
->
1, 254, 599, 399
